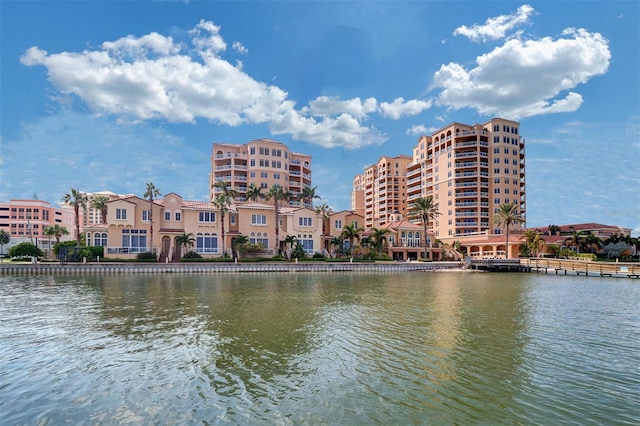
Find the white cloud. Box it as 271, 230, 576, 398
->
432, 28, 610, 119
379, 97, 432, 119
454, 4, 535, 42
307, 96, 378, 119
20, 20, 390, 150
406, 125, 428, 135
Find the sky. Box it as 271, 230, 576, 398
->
1, 1, 638, 235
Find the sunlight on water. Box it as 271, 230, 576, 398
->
1, 272, 639, 425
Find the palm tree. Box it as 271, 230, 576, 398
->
583, 234, 602, 254
61, 188, 88, 246
564, 229, 585, 253
298, 185, 320, 207
211, 194, 232, 257
265, 184, 291, 255
370, 227, 391, 256
408, 196, 441, 260
341, 223, 364, 257
175, 233, 195, 258
548, 224, 561, 236
213, 179, 239, 200
330, 236, 344, 257
143, 182, 161, 254
245, 183, 266, 202
43, 224, 69, 259
0, 230, 9, 263
315, 202, 332, 253
492, 203, 525, 258
90, 195, 110, 224
283, 235, 297, 260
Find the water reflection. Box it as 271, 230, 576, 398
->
1, 272, 638, 425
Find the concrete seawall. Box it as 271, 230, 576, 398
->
0, 261, 465, 275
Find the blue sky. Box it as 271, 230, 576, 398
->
1, 1, 638, 235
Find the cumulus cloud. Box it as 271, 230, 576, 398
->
454, 4, 535, 42
432, 27, 610, 119
379, 97, 432, 119
307, 96, 378, 119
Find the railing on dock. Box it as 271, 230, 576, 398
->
521, 258, 640, 278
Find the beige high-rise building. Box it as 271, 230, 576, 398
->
351, 155, 412, 229
353, 118, 526, 243
211, 139, 312, 207
407, 118, 525, 240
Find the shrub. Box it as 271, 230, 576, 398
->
182, 251, 203, 259
136, 252, 157, 261
9, 242, 44, 258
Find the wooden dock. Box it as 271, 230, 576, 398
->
520, 258, 640, 279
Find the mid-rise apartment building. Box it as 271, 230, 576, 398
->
351, 155, 412, 229
211, 139, 312, 208
353, 118, 526, 244
0, 199, 75, 253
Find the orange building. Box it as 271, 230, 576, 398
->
210, 139, 313, 208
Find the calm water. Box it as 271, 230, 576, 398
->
0, 271, 638, 425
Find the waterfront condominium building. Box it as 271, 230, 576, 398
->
351, 155, 413, 229
405, 118, 525, 240
210, 139, 312, 208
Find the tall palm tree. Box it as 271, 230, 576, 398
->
213, 179, 239, 200
283, 235, 297, 260
265, 184, 291, 255
61, 188, 88, 246
0, 230, 9, 262
341, 223, 364, 256
245, 183, 266, 202
298, 185, 320, 207
408, 196, 441, 260
90, 195, 110, 224
492, 202, 525, 258
370, 227, 391, 255
582, 234, 602, 254
211, 194, 232, 257
143, 182, 161, 254
175, 233, 195, 258
548, 224, 561, 236
330, 236, 344, 257
564, 229, 585, 253
315, 202, 332, 253
43, 225, 69, 258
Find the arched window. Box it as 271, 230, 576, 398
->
94, 232, 107, 247
196, 232, 218, 254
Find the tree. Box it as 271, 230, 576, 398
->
175, 233, 195, 258
90, 195, 110, 224
283, 235, 297, 260
43, 225, 69, 259
492, 202, 525, 258
370, 227, 390, 256
522, 229, 544, 257
582, 234, 603, 254
143, 182, 161, 255
213, 179, 239, 200
408, 196, 441, 260
548, 224, 561, 236
330, 236, 344, 257
315, 202, 332, 254
264, 184, 291, 255
0, 230, 9, 263
298, 186, 320, 207
341, 223, 364, 257
9, 242, 43, 258
603, 242, 632, 259
61, 188, 88, 246
564, 229, 585, 253
211, 194, 232, 257
245, 183, 266, 202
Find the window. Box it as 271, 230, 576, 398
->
504, 158, 509, 164
142, 210, 150, 221
199, 211, 216, 222
121, 229, 147, 253
94, 232, 108, 247
175, 212, 181, 221
250, 147, 256, 155
251, 214, 267, 225
299, 217, 313, 227
494, 178, 500, 184
230, 214, 237, 225
494, 198, 501, 204
261, 172, 268, 179
334, 219, 342, 230
274, 173, 281, 180
250, 159, 255, 167
494, 147, 500, 154
494, 188, 500, 194
494, 158, 500, 164
493, 124, 500, 132
165, 211, 171, 221
494, 168, 500, 174
299, 238, 314, 253
116, 208, 127, 220
196, 233, 218, 254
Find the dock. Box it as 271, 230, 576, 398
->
520, 258, 640, 279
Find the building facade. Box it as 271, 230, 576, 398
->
351, 155, 412, 229
210, 139, 313, 208
0, 199, 75, 254
353, 118, 526, 255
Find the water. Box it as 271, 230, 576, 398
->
1, 272, 638, 425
